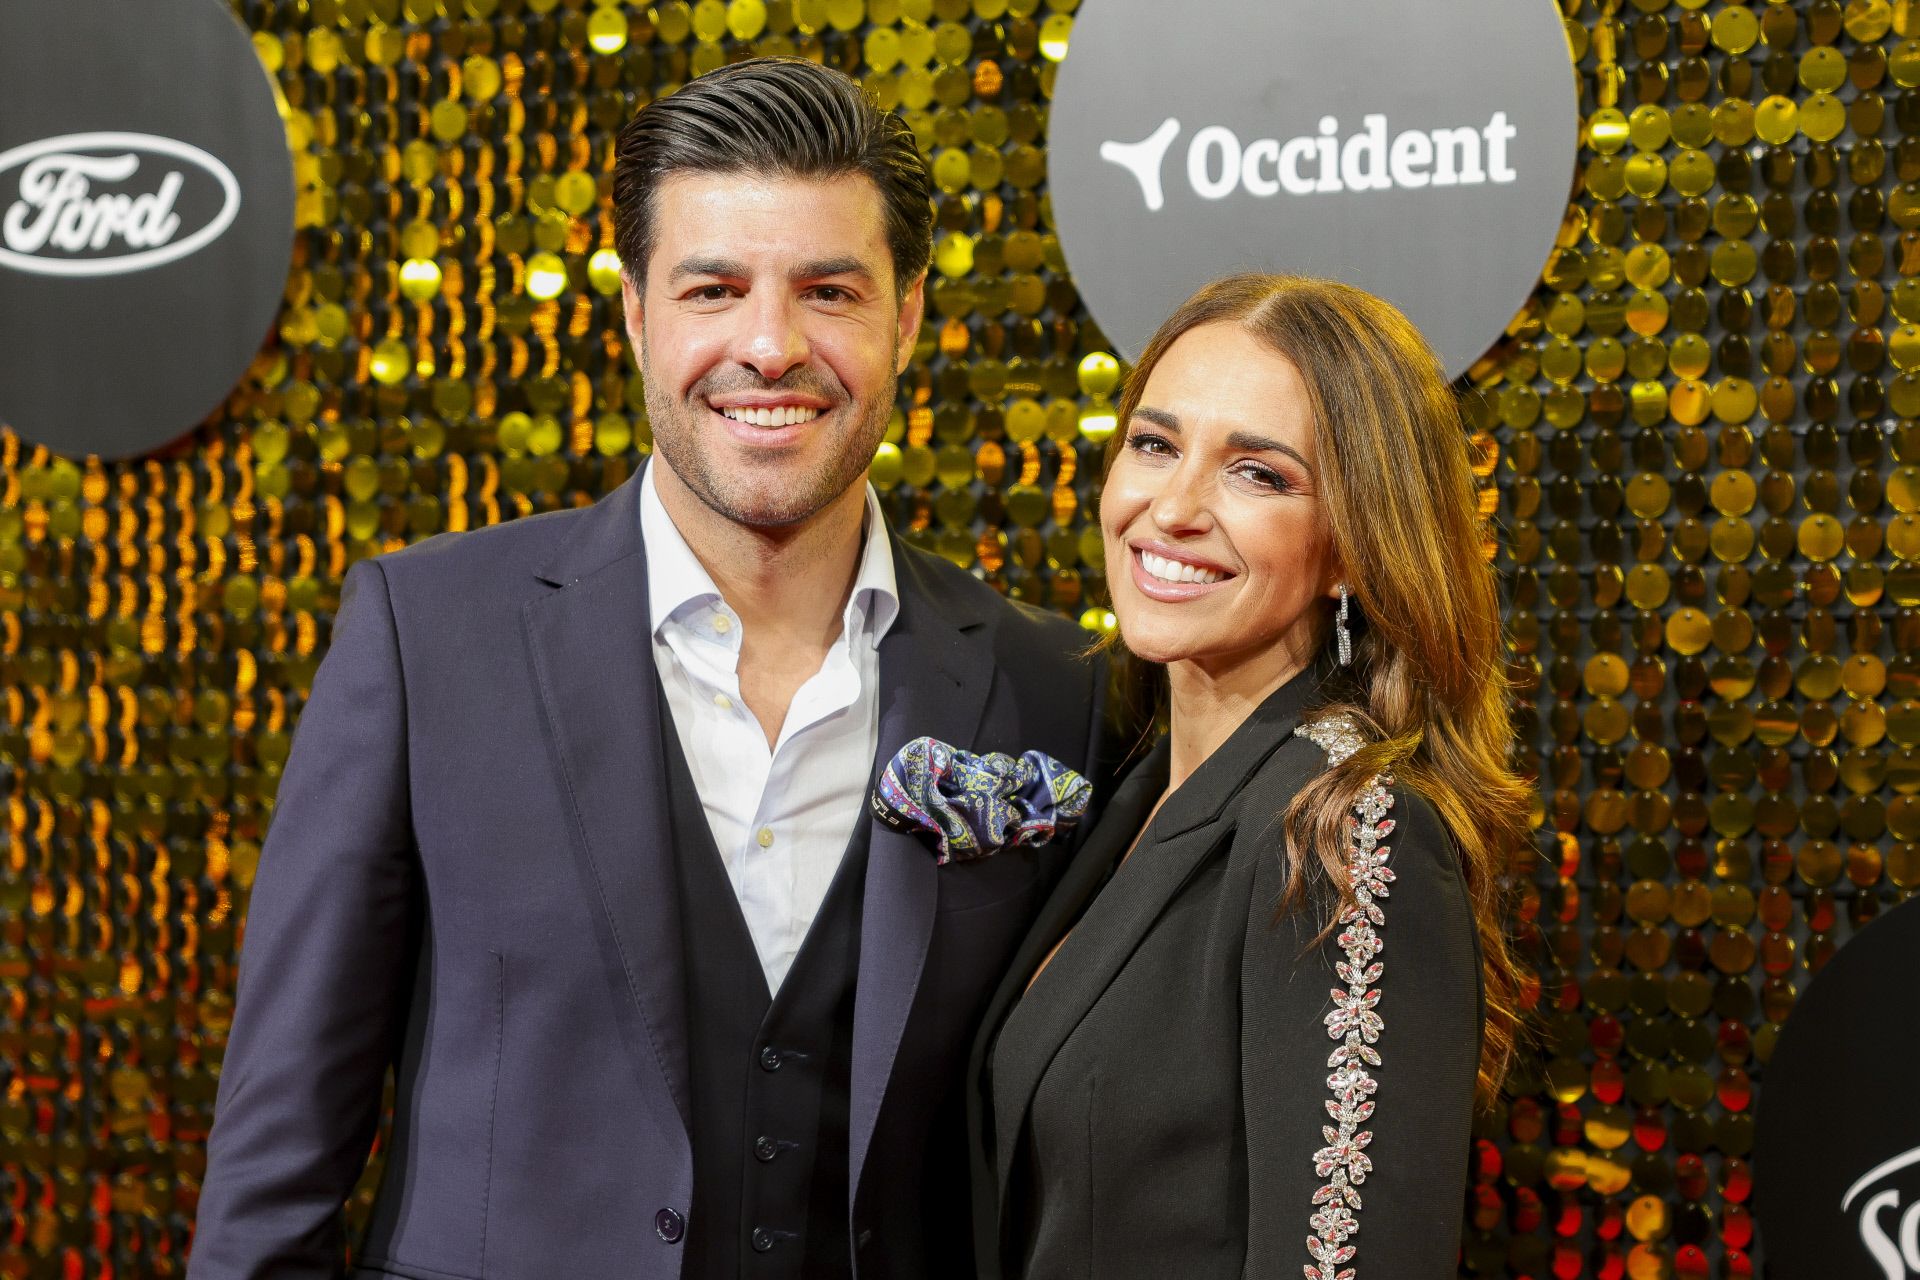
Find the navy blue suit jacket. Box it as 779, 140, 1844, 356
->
188, 471, 1106, 1280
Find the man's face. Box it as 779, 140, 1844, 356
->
623, 170, 926, 530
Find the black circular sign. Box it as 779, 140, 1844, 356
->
1755, 894, 1920, 1276
0, 0, 294, 460
1045, 0, 1578, 377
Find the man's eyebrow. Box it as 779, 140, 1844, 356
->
663, 255, 882, 287
666, 256, 747, 285
792, 255, 878, 283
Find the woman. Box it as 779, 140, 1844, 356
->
966, 274, 1530, 1278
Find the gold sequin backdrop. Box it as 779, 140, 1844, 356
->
3, 0, 1916, 1273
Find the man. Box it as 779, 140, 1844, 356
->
190, 58, 1104, 1280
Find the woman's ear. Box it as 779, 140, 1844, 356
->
1319, 529, 1347, 601
1323, 563, 1348, 601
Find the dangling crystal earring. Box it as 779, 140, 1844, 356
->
1335, 584, 1353, 667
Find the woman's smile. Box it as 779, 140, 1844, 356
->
1127, 539, 1236, 601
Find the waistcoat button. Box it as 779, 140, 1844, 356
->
655, 1208, 684, 1244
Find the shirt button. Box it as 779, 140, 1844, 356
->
751, 1227, 775, 1253
713, 693, 732, 711
655, 1208, 685, 1244
757, 826, 775, 848
754, 1135, 778, 1162
712, 614, 732, 633
759, 1046, 782, 1072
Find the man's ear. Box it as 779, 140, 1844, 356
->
895, 270, 928, 374
621, 271, 645, 353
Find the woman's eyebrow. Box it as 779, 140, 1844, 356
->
1224, 430, 1311, 474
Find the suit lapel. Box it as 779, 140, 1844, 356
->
849, 543, 995, 1200
522, 474, 692, 1153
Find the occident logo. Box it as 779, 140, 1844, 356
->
0, 132, 240, 277
1844, 1145, 1920, 1278
1102, 113, 1520, 212
1042, 0, 1580, 379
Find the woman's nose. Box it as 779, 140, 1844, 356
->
1149, 462, 1214, 534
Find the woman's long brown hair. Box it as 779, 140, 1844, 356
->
1103, 273, 1532, 1105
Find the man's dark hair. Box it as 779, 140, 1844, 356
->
612, 58, 934, 296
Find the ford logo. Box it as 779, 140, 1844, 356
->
0, 130, 241, 278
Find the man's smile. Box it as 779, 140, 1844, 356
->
715, 404, 823, 426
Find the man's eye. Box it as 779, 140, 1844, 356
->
812, 286, 851, 303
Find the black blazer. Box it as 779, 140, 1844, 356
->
966, 666, 1481, 1279
189, 468, 1106, 1280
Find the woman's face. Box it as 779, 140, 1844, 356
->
1101, 321, 1339, 684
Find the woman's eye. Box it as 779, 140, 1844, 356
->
1126, 431, 1173, 456
1234, 463, 1292, 493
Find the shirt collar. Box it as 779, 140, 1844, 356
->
638, 457, 900, 648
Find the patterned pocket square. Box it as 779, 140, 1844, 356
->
871, 736, 1092, 865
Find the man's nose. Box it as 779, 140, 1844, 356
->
732, 291, 810, 381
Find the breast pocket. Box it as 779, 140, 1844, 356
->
935, 845, 1043, 914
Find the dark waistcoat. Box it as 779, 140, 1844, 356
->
660, 703, 868, 1279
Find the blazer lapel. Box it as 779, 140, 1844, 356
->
987, 810, 1227, 1202
966, 742, 1166, 1230
970, 740, 1169, 1101
981, 667, 1332, 1205
522, 474, 692, 1155
849, 543, 995, 1200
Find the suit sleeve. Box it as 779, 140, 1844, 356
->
190, 558, 418, 1280
1238, 787, 1480, 1280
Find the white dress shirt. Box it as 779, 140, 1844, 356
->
640, 460, 900, 994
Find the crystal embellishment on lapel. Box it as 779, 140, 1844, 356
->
1295, 713, 1396, 1280
871, 736, 1092, 865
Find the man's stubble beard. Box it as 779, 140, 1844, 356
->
639, 336, 894, 531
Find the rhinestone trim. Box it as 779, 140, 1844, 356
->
1295, 714, 1396, 1280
